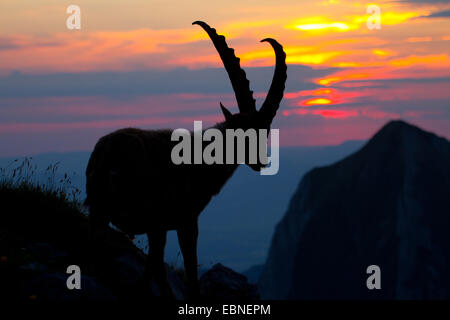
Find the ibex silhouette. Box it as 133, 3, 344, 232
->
85, 21, 287, 298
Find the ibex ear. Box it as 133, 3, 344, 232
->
220, 102, 233, 121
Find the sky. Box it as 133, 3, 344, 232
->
0, 0, 449, 157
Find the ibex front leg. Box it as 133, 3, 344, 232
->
145, 229, 175, 299
177, 222, 199, 298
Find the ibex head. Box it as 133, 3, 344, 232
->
193, 21, 287, 171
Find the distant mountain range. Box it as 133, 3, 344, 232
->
0, 141, 364, 272
258, 120, 450, 299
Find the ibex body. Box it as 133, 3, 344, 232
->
85, 21, 287, 298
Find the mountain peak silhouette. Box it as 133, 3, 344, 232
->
259, 120, 450, 299
368, 119, 445, 148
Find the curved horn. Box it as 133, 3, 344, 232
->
259, 38, 287, 126
193, 21, 256, 114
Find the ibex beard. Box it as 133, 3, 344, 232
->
85, 20, 287, 299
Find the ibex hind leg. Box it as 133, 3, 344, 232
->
144, 229, 175, 299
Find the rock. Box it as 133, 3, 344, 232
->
113, 253, 186, 299
200, 263, 259, 300
167, 265, 187, 300
19, 262, 47, 273
21, 272, 116, 301
27, 242, 68, 262
114, 253, 145, 287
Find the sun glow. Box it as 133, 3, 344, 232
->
303, 98, 333, 106
317, 77, 342, 86
295, 22, 351, 31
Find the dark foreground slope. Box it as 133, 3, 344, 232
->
259, 120, 450, 299
0, 183, 257, 301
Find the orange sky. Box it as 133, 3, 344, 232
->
1, 0, 449, 71
0, 0, 449, 156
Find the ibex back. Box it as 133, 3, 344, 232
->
85, 21, 287, 298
